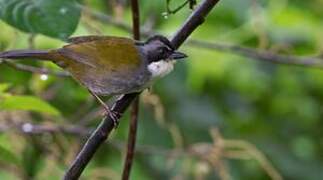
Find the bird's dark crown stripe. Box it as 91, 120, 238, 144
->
146, 35, 174, 50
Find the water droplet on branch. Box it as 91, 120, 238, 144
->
40, 74, 48, 81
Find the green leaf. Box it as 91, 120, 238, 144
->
0, 95, 61, 116
0, 0, 81, 40
0, 83, 11, 92
0, 144, 20, 166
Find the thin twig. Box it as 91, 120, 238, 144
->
2, 60, 70, 77
63, 0, 221, 179
170, 0, 221, 49
1, 34, 69, 77
1, 121, 282, 179
166, 0, 190, 15
28, 34, 36, 49
83, 7, 323, 69
121, 0, 141, 179
81, 5, 133, 34
188, 40, 323, 68
82, 5, 153, 37
0, 122, 184, 157
0, 123, 90, 136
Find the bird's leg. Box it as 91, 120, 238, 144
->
88, 91, 120, 128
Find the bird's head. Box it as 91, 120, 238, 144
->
140, 35, 187, 78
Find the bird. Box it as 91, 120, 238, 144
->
0, 35, 187, 126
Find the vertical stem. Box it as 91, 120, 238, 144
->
131, 0, 140, 39
121, 0, 140, 179
122, 97, 139, 180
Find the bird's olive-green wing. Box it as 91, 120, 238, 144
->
52, 36, 147, 95
67, 35, 115, 44
68, 35, 144, 46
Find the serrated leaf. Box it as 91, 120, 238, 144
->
0, 144, 20, 166
0, 0, 81, 40
0, 95, 61, 116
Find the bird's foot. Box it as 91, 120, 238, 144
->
88, 90, 121, 128
104, 110, 121, 128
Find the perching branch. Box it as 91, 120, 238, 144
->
63, 93, 139, 180
121, 0, 141, 179
63, 0, 222, 179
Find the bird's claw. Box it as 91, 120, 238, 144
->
103, 110, 121, 128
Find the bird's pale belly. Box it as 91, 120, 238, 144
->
76, 69, 152, 96
72, 59, 175, 96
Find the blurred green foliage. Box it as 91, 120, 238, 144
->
1, 0, 323, 179
0, 93, 60, 116
0, 0, 81, 40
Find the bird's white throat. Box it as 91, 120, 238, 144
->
148, 60, 175, 78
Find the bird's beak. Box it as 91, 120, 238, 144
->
169, 51, 187, 60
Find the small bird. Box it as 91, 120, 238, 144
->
0, 35, 187, 125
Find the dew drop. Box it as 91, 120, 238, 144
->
40, 74, 48, 81
162, 12, 169, 19
22, 123, 33, 133
59, 7, 68, 14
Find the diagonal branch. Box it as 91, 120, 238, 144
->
84, 7, 323, 69
63, 93, 139, 180
170, 0, 220, 49
63, 0, 222, 179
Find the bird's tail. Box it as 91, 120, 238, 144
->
0, 50, 51, 60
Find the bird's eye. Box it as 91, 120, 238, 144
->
159, 47, 169, 54
158, 48, 165, 54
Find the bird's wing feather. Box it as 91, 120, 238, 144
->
56, 36, 147, 95
68, 35, 145, 46
67, 35, 115, 44
61, 36, 141, 69
56, 48, 96, 68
